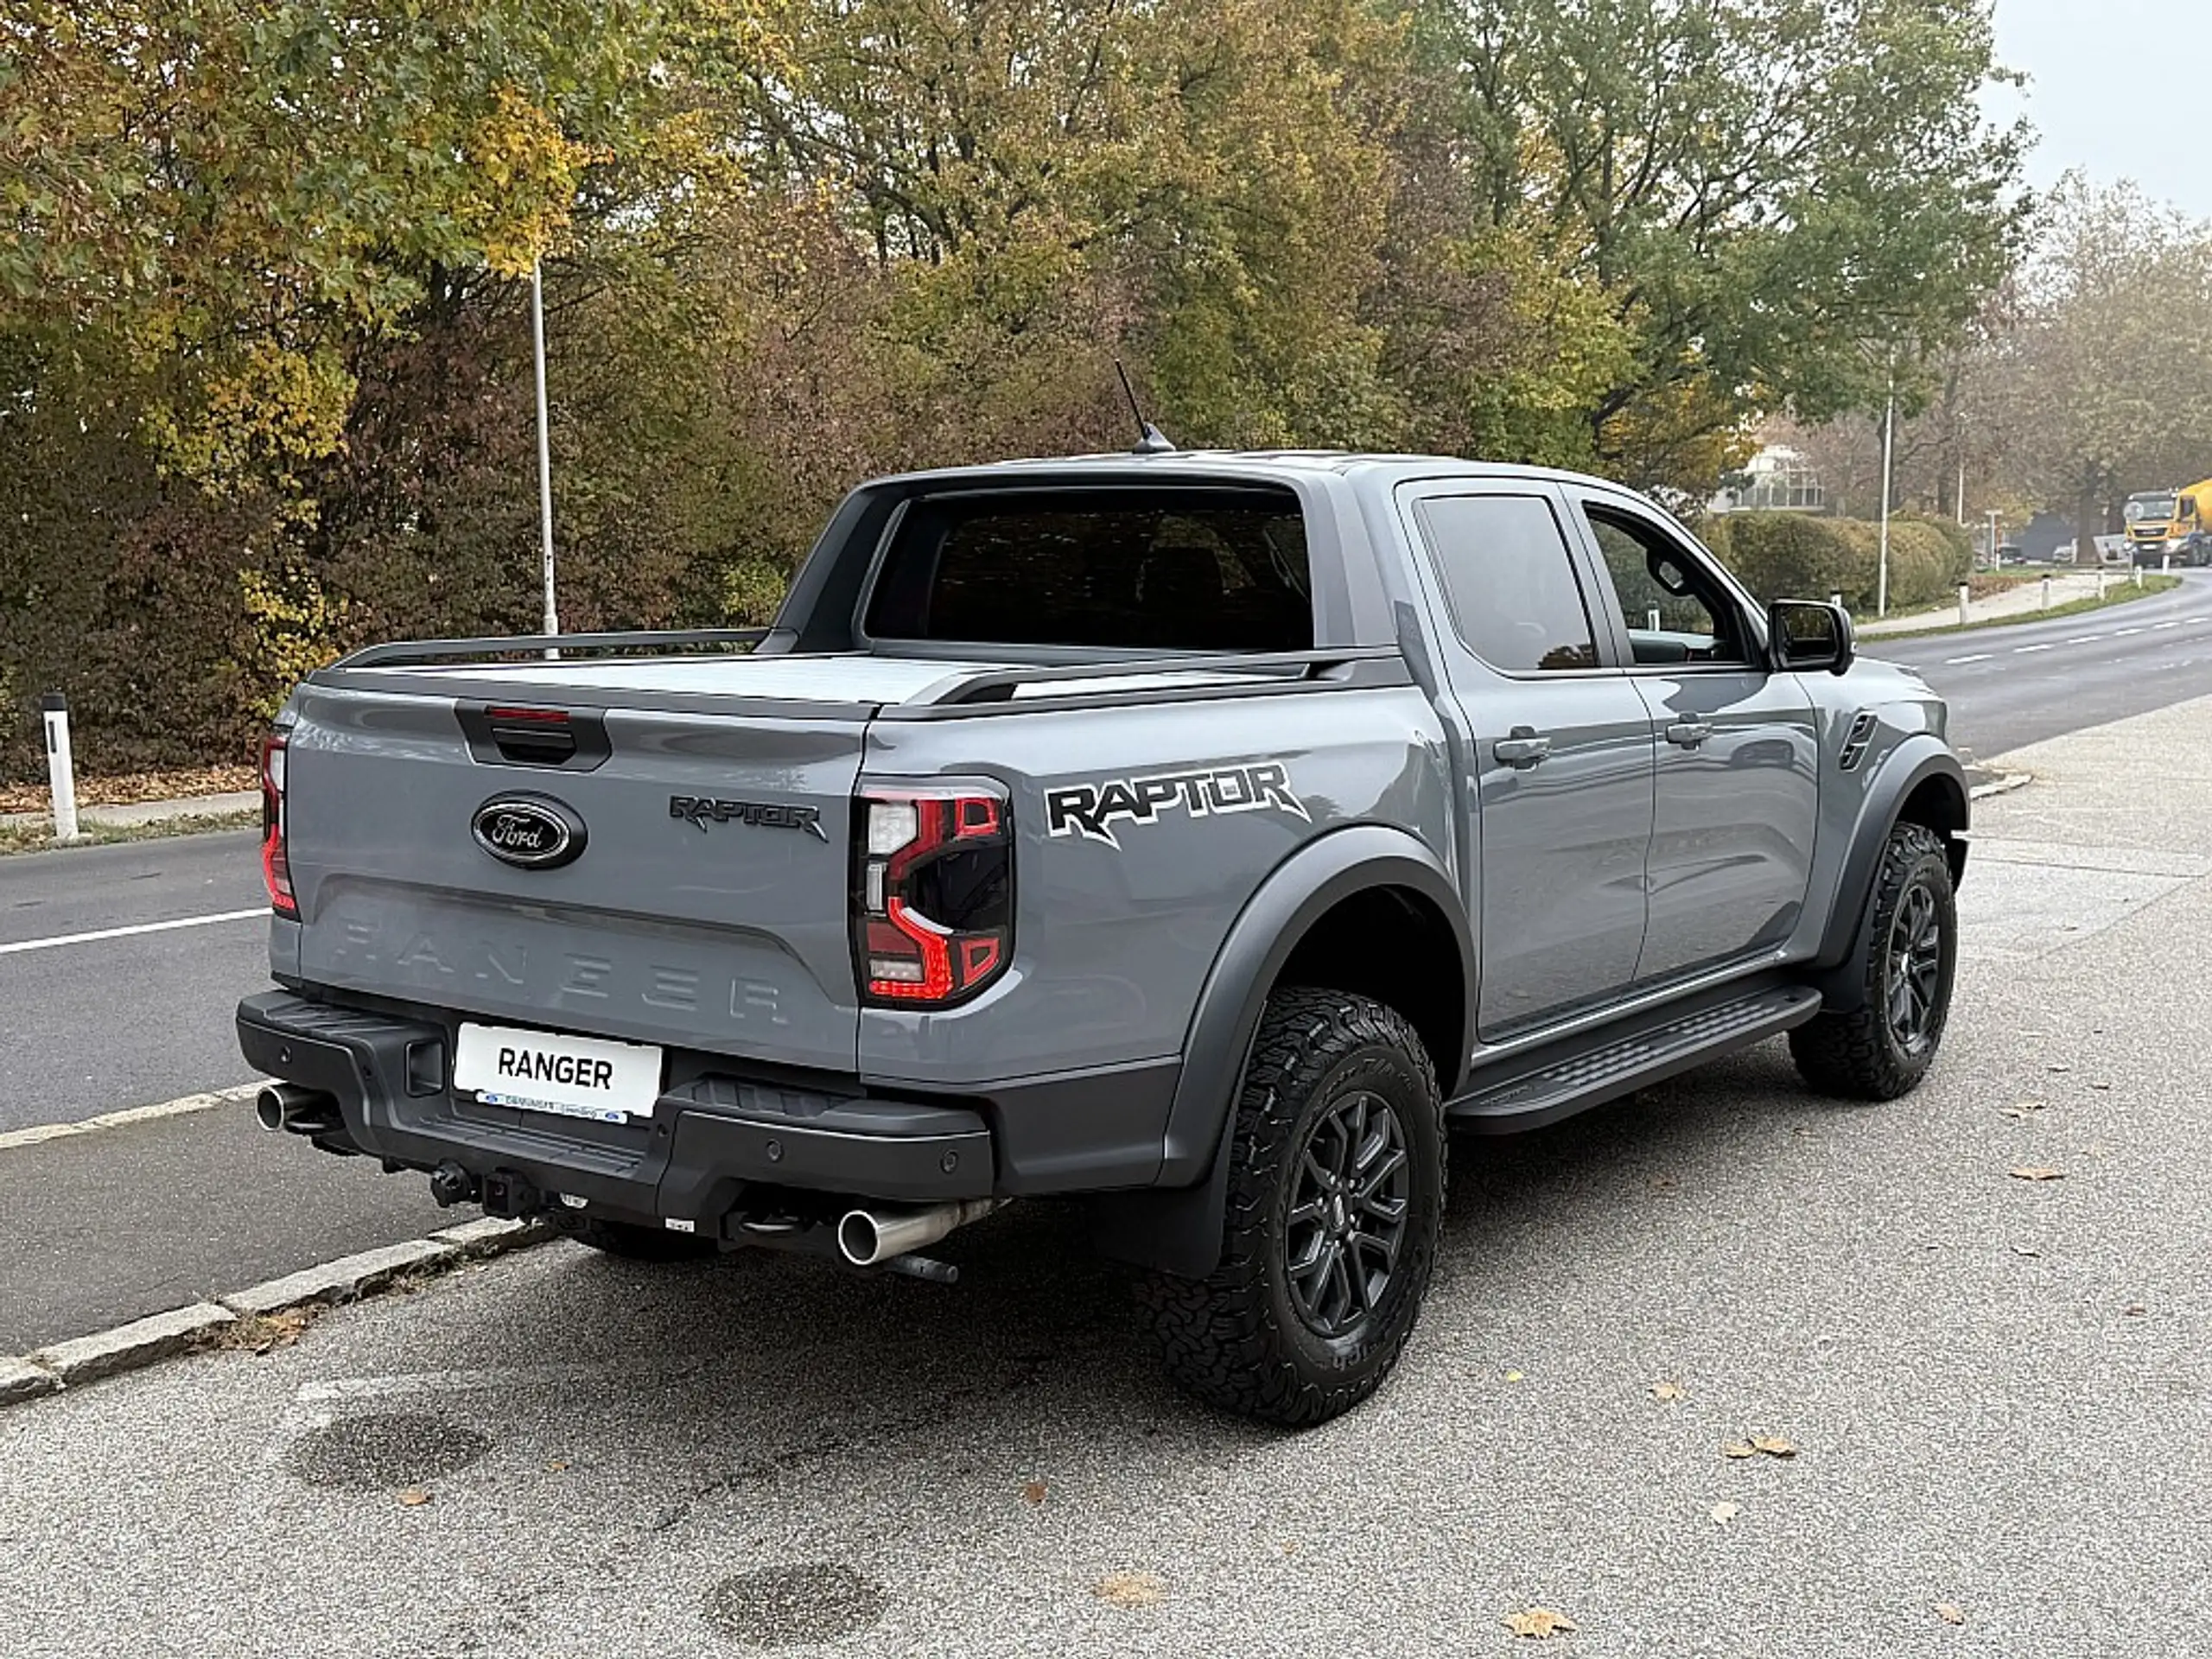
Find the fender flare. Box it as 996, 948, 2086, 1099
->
1091, 824, 1472, 1278
1811, 741, 1969, 1004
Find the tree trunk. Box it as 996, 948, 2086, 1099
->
2075, 477, 2100, 567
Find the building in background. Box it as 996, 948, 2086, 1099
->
1709, 445, 1827, 514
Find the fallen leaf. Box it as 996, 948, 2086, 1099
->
1021, 1480, 1048, 1506
1651, 1380, 1687, 1403
2089, 1081, 2113, 1091
1934, 1602, 1967, 1625
1998, 1100, 2045, 1120
1723, 1440, 1758, 1459
2123, 1304, 2148, 1318
2046, 1062, 2073, 1073
545, 1459, 569, 1473
1503, 1607, 1578, 1639
2010, 1243, 2040, 1257
2077, 1141, 2111, 1159
1649, 1175, 1679, 1192
2009, 1166, 2065, 1181
1710, 1501, 1740, 1526
1750, 1435, 1797, 1459
397, 1488, 433, 1508
1093, 1572, 1165, 1610
1503, 1370, 1525, 1382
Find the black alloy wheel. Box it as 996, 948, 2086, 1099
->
1285, 1090, 1413, 1340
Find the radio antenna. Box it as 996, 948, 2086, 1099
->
1114, 360, 1176, 455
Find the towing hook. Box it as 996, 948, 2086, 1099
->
428, 1160, 480, 1208
255, 1083, 342, 1136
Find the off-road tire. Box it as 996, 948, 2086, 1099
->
567, 1217, 718, 1262
1135, 988, 1446, 1428
1791, 821, 1957, 1101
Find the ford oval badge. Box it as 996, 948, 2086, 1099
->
472, 795, 586, 869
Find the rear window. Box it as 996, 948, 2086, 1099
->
862, 488, 1313, 651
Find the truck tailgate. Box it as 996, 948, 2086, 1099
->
283, 677, 874, 1070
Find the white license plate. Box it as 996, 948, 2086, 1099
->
453, 1023, 664, 1123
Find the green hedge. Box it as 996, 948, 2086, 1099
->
1703, 512, 1971, 614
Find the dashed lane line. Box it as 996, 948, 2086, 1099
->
1945, 653, 1994, 664
2012, 643, 2056, 653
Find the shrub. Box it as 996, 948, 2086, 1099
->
1710, 512, 1971, 614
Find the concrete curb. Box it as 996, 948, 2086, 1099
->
0, 1217, 550, 1411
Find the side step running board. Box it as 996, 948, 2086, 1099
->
1446, 985, 1824, 1135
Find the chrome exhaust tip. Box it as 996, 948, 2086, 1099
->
255, 1083, 340, 1135
835, 1199, 1001, 1268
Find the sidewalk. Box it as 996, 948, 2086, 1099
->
0, 788, 258, 833
1857, 569, 2119, 636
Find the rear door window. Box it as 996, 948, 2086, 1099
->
863, 489, 1313, 651
1414, 493, 1599, 672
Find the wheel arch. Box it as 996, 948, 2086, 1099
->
1090, 824, 1471, 1277
1810, 741, 1968, 1010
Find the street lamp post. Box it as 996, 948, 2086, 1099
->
1877, 375, 1896, 618
531, 257, 559, 653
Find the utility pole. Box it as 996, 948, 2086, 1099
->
1877, 373, 1896, 618
531, 257, 560, 654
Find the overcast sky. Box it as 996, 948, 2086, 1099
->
1992, 0, 2212, 219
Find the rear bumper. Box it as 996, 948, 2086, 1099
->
235, 990, 1179, 1229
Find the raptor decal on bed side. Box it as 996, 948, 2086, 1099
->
1045, 762, 1309, 849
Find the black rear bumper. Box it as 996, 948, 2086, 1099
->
235, 990, 1180, 1231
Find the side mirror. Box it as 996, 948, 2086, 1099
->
1769, 599, 1854, 676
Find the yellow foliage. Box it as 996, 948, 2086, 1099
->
457, 87, 601, 275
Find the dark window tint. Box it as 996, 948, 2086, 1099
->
864, 490, 1313, 651
1581, 507, 1750, 666
1417, 494, 1598, 672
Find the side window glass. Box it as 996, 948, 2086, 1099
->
1416, 494, 1599, 673
1581, 507, 1750, 667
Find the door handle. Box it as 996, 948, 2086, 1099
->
1494, 727, 1551, 768
1665, 720, 1713, 748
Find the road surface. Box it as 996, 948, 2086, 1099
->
1874, 569, 2212, 759
9, 701, 2212, 1658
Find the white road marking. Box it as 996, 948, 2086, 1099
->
1945, 653, 1994, 664
2063, 634, 2105, 644
0, 1082, 260, 1153
2012, 643, 2056, 653
2153, 620, 2181, 629
0, 907, 264, 957
2115, 627, 2145, 636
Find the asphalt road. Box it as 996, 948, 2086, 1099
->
5, 703, 2209, 1657
0, 832, 448, 1352
1873, 568, 2212, 759
0, 828, 265, 1133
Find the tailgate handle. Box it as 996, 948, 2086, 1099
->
456, 702, 611, 771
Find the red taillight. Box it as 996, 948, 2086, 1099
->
261, 730, 297, 919
852, 786, 1012, 1007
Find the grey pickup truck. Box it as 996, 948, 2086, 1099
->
238, 448, 1966, 1426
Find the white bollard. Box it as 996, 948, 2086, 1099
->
1646, 607, 1661, 632
2163, 554, 2171, 573
1958, 582, 1970, 627
41, 692, 79, 842
1829, 592, 1843, 609
2097, 569, 2107, 598
2040, 575, 2051, 611
2135, 564, 2143, 587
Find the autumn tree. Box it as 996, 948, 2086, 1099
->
1979, 175, 2212, 561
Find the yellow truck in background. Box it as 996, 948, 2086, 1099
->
2125, 481, 2212, 565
